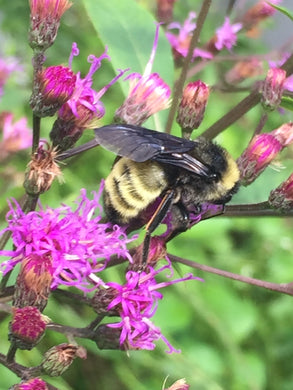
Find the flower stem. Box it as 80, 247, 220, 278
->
165, 0, 212, 134
224, 202, 293, 217
202, 53, 293, 140
253, 113, 268, 136
202, 88, 261, 140
32, 114, 41, 153
6, 342, 17, 363
0, 271, 13, 293
169, 253, 293, 296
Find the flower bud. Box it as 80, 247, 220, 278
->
177, 81, 209, 137
94, 324, 126, 351
13, 254, 53, 311
131, 236, 167, 270
49, 117, 83, 151
270, 122, 293, 147
30, 66, 76, 117
29, 0, 72, 51
0, 112, 32, 160
24, 142, 63, 195
10, 377, 49, 390
157, 0, 176, 23
41, 343, 86, 376
261, 68, 286, 111
225, 58, 263, 84
115, 73, 171, 125
166, 379, 190, 390
241, 0, 281, 36
9, 306, 47, 350
269, 173, 293, 210
91, 286, 119, 316
237, 133, 282, 186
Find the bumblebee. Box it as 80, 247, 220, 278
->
59, 124, 240, 263
92, 124, 240, 259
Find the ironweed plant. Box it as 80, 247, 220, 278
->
0, 0, 293, 389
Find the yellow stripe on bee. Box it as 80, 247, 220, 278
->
220, 152, 240, 190
104, 158, 168, 218
204, 152, 240, 201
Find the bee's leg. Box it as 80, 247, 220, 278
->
57, 139, 99, 160
142, 189, 175, 264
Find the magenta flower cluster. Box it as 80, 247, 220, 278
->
0, 188, 203, 352
0, 187, 136, 290
107, 264, 203, 352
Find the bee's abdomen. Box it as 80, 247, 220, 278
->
104, 157, 168, 224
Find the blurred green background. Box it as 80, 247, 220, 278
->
0, 0, 293, 389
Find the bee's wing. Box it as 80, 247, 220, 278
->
94, 124, 213, 177
155, 152, 213, 177
94, 124, 195, 162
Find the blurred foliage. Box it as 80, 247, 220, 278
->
0, 0, 293, 389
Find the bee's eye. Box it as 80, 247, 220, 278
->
208, 172, 220, 181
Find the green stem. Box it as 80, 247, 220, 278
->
165, 0, 212, 134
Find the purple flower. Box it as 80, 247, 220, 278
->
237, 133, 283, 185
106, 265, 203, 352
30, 65, 77, 117
10, 306, 47, 350
58, 42, 128, 128
115, 23, 171, 125
0, 187, 136, 291
215, 17, 242, 51
0, 112, 32, 156
166, 12, 213, 60
269, 54, 293, 92
0, 57, 22, 97
13, 377, 49, 390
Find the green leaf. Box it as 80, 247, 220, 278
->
82, 0, 174, 130
267, 2, 293, 21
280, 96, 293, 111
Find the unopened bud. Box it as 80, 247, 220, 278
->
49, 117, 83, 151
24, 141, 63, 195
30, 66, 76, 117
157, 0, 176, 23
28, 0, 72, 51
177, 81, 209, 137
261, 68, 286, 111
225, 58, 263, 84
166, 379, 190, 390
13, 254, 53, 311
10, 377, 49, 390
269, 173, 293, 210
9, 306, 47, 350
41, 343, 86, 376
270, 122, 293, 147
115, 73, 171, 125
94, 324, 126, 351
91, 286, 119, 316
237, 133, 282, 186
241, 1, 280, 36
